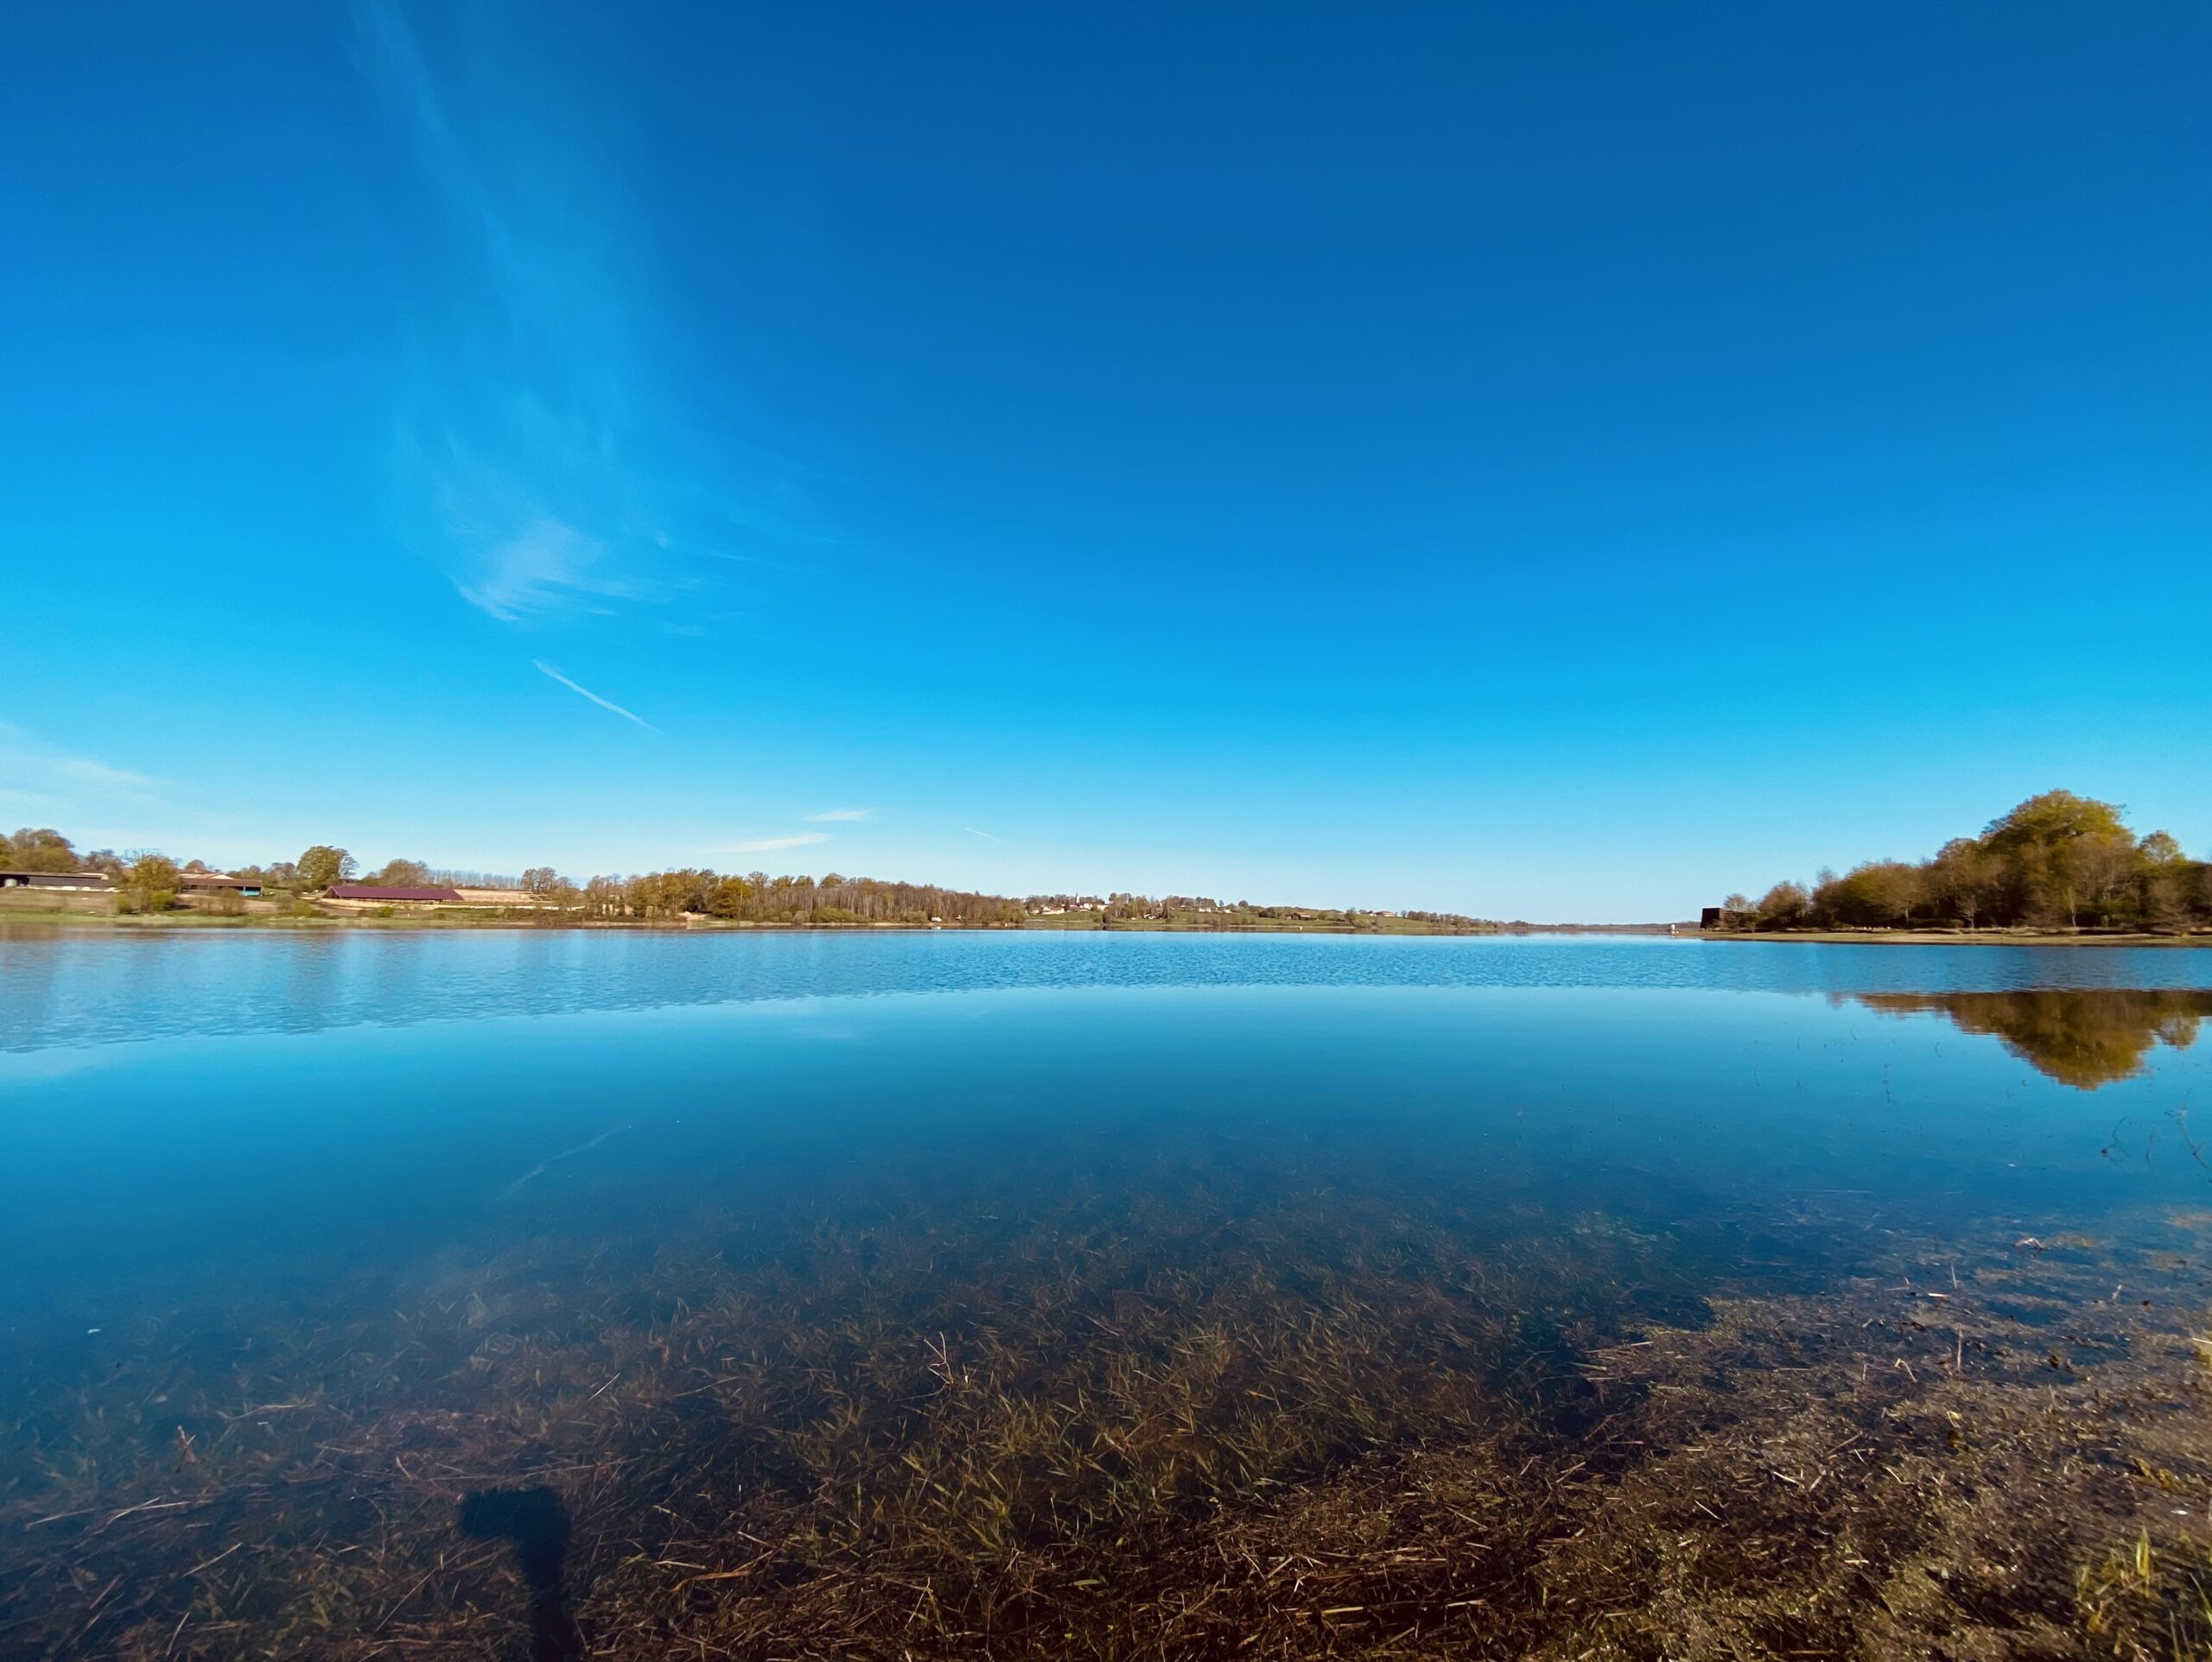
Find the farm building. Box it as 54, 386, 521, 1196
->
181, 872, 263, 897
325, 883, 467, 907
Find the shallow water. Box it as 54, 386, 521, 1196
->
5, 932, 2209, 1340
5, 929, 2212, 1657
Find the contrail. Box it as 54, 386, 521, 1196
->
533, 661, 656, 730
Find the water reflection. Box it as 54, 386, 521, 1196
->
9, 942, 2212, 1656
7, 928, 2210, 1053
1853, 988, 2212, 1088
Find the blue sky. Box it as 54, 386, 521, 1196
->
4, 3, 2206, 919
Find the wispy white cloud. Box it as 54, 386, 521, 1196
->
359, 4, 822, 631
0, 722, 163, 817
0, 722, 182, 855
964, 827, 1003, 842
51, 754, 156, 791
721, 831, 830, 854
806, 808, 873, 822
461, 519, 631, 623
532, 660, 655, 730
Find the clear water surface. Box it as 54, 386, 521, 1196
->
4, 929, 2212, 1654
4, 930, 2211, 1346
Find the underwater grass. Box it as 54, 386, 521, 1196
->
6, 1163, 2212, 1659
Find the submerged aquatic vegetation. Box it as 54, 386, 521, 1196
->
4, 1161, 2212, 1659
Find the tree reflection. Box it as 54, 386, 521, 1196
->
1853, 990, 2212, 1089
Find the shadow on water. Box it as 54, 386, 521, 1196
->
1853, 987, 2212, 1088
458, 1488, 583, 1662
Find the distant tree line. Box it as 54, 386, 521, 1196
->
575, 870, 1027, 927
8, 827, 1494, 930
430, 868, 524, 890
2, 828, 120, 874
1718, 791, 2211, 934
1, 828, 1029, 926
1025, 891, 1499, 931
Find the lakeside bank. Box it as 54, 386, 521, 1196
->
5, 900, 2206, 945
1706, 928, 2212, 948
0, 902, 1547, 937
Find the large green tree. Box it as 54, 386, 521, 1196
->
296, 845, 355, 891
1977, 792, 2136, 928
6, 828, 79, 873
1981, 790, 2132, 853
121, 853, 180, 913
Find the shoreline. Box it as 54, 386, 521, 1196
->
0, 908, 1649, 937
1701, 928, 2212, 948
3, 906, 2207, 946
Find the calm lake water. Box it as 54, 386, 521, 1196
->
5, 929, 2212, 1658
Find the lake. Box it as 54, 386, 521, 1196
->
5, 929, 2212, 1659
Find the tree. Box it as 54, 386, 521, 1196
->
1872, 860, 1928, 926
1815, 861, 1925, 928
1971, 795, 2128, 928
6, 828, 78, 873
1983, 790, 2132, 853
1726, 790, 2212, 935
2063, 834, 2140, 926
1754, 881, 1810, 929
1986, 792, 2137, 925
707, 874, 755, 918
2139, 831, 2186, 866
582, 875, 625, 918
367, 858, 432, 887
121, 853, 180, 913
296, 846, 355, 891
522, 866, 560, 895
1929, 838, 2000, 930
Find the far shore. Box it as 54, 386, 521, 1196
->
1703, 928, 2212, 948
0, 905, 1664, 937
3, 904, 2207, 946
